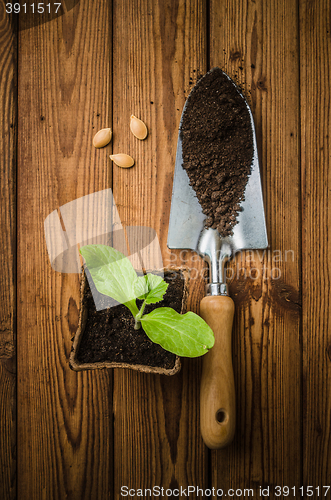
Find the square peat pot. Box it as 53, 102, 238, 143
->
69, 267, 190, 375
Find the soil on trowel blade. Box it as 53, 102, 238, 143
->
181, 67, 253, 237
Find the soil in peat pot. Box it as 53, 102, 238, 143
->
181, 67, 254, 237
75, 270, 185, 370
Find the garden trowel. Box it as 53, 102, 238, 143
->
167, 69, 268, 449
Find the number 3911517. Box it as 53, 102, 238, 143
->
6, 3, 62, 14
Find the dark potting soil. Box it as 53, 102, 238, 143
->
76, 270, 185, 369
181, 67, 253, 237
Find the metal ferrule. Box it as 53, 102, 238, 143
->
206, 283, 228, 296
197, 228, 233, 296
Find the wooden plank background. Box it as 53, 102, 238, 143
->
0, 5, 17, 500
0, 0, 330, 498
111, 1, 208, 494
210, 0, 303, 494
300, 0, 331, 487
17, 1, 113, 498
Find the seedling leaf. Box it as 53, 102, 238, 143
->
80, 244, 139, 316
141, 307, 215, 357
133, 274, 168, 304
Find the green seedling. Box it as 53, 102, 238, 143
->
80, 244, 215, 357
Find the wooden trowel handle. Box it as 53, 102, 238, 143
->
200, 295, 235, 449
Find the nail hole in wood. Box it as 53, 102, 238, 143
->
216, 409, 227, 424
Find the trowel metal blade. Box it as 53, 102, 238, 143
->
167, 68, 268, 255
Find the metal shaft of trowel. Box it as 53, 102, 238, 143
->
198, 227, 233, 296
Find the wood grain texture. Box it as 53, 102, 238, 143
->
210, 0, 302, 494
17, 2, 113, 498
112, 0, 208, 495
200, 296, 236, 449
0, 1, 17, 498
300, 0, 331, 487
6, 0, 331, 497
0, 360, 16, 500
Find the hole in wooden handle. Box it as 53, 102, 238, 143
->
216, 409, 228, 424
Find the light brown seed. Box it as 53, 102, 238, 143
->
93, 128, 112, 148
130, 115, 148, 140
109, 154, 135, 168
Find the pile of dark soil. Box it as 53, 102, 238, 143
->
76, 270, 185, 369
181, 67, 253, 237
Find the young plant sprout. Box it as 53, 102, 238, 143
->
80, 245, 215, 357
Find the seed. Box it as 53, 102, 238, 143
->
130, 115, 148, 140
109, 154, 135, 168
93, 128, 112, 148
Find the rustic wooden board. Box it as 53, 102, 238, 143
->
0, 3, 17, 498
209, 0, 302, 494
17, 2, 114, 498
111, 0, 208, 495
300, 0, 331, 488
5, 0, 331, 498
0, 359, 16, 500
